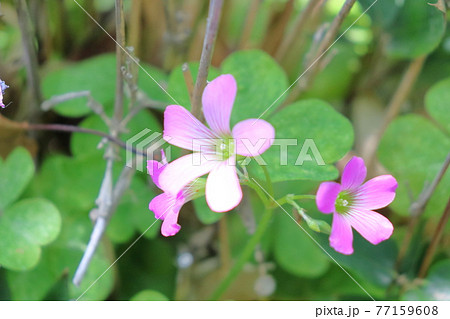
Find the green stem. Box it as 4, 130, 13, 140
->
261, 165, 274, 197
274, 194, 316, 207
242, 179, 270, 208
209, 207, 274, 300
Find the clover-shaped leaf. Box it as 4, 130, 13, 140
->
0, 198, 61, 271
425, 77, 450, 134
378, 115, 450, 217
253, 99, 354, 183
0, 147, 34, 210
221, 49, 289, 124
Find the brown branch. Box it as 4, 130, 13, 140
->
191, 0, 224, 120
282, 0, 357, 106
182, 63, 195, 105
396, 152, 450, 269
21, 122, 145, 156
15, 0, 43, 117
237, 0, 262, 50
274, 0, 322, 62
113, 0, 126, 124
418, 198, 450, 278
365, 56, 426, 175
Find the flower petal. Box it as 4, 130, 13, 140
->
202, 74, 237, 135
147, 160, 165, 189
161, 209, 182, 237
205, 159, 242, 212
159, 153, 218, 196
354, 175, 398, 210
232, 119, 275, 157
149, 193, 176, 220
330, 213, 354, 255
164, 105, 217, 150
346, 209, 394, 245
316, 181, 341, 214
341, 156, 367, 191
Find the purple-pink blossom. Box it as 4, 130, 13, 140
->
316, 156, 397, 255
148, 151, 205, 237
0, 79, 9, 108
159, 74, 275, 213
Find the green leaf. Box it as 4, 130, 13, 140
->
378, 114, 450, 217
403, 259, 450, 300
193, 196, 223, 225
0, 198, 61, 271
221, 50, 289, 124
6, 215, 114, 301
42, 54, 116, 117
319, 234, 398, 289
0, 147, 34, 210
130, 290, 169, 301
386, 0, 446, 59
167, 62, 220, 110
273, 211, 330, 278
253, 99, 354, 183
358, 0, 400, 29
425, 77, 450, 134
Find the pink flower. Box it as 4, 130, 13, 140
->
0, 79, 9, 108
316, 156, 397, 255
159, 74, 275, 212
148, 151, 205, 237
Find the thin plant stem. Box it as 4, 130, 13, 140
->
21, 122, 145, 156
418, 198, 450, 278
182, 63, 195, 105
191, 0, 224, 119
396, 152, 450, 269
73, 1, 131, 286
113, 0, 126, 124
262, 0, 295, 54
218, 216, 231, 274
128, 0, 142, 56
237, 0, 262, 50
261, 165, 274, 197
15, 0, 43, 118
209, 207, 274, 300
366, 56, 426, 175
73, 166, 135, 286
282, 0, 357, 106
274, 0, 321, 61
274, 194, 316, 207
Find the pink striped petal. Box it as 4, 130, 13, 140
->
316, 182, 341, 214
202, 74, 236, 135
346, 209, 394, 245
161, 209, 182, 237
149, 193, 176, 220
354, 175, 398, 210
164, 105, 217, 151
159, 153, 218, 196
205, 159, 242, 212
232, 119, 275, 157
341, 156, 367, 191
330, 213, 354, 255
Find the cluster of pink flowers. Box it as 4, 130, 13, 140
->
147, 74, 397, 255
148, 74, 274, 236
